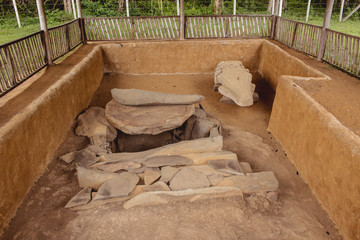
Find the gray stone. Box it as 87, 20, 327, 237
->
217, 171, 279, 193
65, 187, 92, 208
111, 88, 204, 106
194, 108, 206, 119
74, 149, 99, 167
59, 151, 76, 163
128, 166, 159, 174
208, 174, 224, 186
214, 61, 255, 107
75, 107, 117, 142
123, 187, 242, 209
191, 119, 217, 139
188, 165, 230, 177
101, 136, 223, 163
160, 166, 180, 183
239, 162, 253, 173
207, 159, 244, 174
105, 100, 195, 135
97, 161, 141, 173
209, 127, 221, 137
77, 166, 121, 190
170, 168, 210, 191
94, 172, 139, 200
143, 181, 170, 192
85, 145, 109, 156
143, 155, 192, 168
181, 150, 237, 165
184, 115, 197, 140
144, 169, 161, 185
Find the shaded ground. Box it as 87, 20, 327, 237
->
1, 72, 342, 240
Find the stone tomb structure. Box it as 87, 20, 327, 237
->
60, 89, 279, 210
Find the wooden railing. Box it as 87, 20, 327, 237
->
48, 19, 82, 60
0, 31, 46, 95
185, 15, 272, 39
0, 19, 83, 96
84, 16, 180, 40
324, 30, 360, 76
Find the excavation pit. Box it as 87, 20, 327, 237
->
0, 39, 359, 240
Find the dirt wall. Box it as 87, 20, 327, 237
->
101, 39, 264, 74
0, 46, 104, 234
258, 41, 327, 90
268, 76, 360, 240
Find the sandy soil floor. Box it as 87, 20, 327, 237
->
0, 72, 342, 240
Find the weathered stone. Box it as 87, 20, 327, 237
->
117, 131, 173, 152
128, 166, 159, 174
184, 115, 197, 140
253, 92, 260, 103
105, 100, 195, 135
101, 136, 223, 163
59, 151, 76, 164
65, 187, 92, 208
209, 127, 220, 137
194, 108, 206, 119
208, 174, 224, 186
143, 155, 192, 168
191, 119, 217, 139
214, 61, 255, 107
77, 166, 121, 190
220, 92, 259, 104
266, 191, 278, 202
74, 149, 99, 167
75, 107, 117, 142
170, 168, 210, 191
239, 162, 253, 173
111, 88, 205, 106
181, 150, 237, 165
188, 165, 230, 177
160, 166, 179, 183
144, 169, 161, 185
85, 145, 109, 156
143, 181, 170, 192
217, 171, 279, 193
129, 185, 145, 198
94, 172, 139, 200
89, 134, 108, 150
97, 161, 141, 173
207, 159, 244, 174
123, 187, 242, 209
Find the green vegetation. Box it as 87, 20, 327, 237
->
0, 0, 359, 44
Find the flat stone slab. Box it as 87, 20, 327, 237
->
215, 61, 255, 107
97, 161, 141, 173
77, 166, 121, 190
170, 167, 210, 191
144, 169, 161, 185
160, 166, 180, 183
207, 159, 244, 174
65, 187, 92, 209
111, 88, 205, 106
192, 119, 217, 139
74, 149, 99, 167
105, 100, 195, 135
143, 155, 193, 168
75, 107, 117, 142
143, 181, 170, 192
59, 151, 76, 164
94, 172, 139, 200
100, 136, 223, 163
217, 171, 279, 193
123, 187, 243, 209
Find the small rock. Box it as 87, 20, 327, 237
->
253, 92, 259, 103
239, 162, 253, 173
160, 166, 180, 183
184, 116, 197, 140
191, 119, 217, 139
111, 88, 204, 106
97, 161, 141, 173
220, 93, 259, 104
266, 191, 278, 202
59, 151, 76, 163
207, 174, 224, 186
144, 169, 161, 185
74, 149, 99, 167
143, 181, 170, 192
77, 166, 121, 190
94, 172, 139, 200
143, 155, 192, 168
85, 145, 109, 156
170, 168, 210, 191
194, 108, 206, 119
209, 127, 220, 137
207, 159, 244, 174
217, 171, 279, 193
65, 187, 92, 208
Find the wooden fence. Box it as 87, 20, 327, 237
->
0, 19, 82, 96
185, 15, 272, 39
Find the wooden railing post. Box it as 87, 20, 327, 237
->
317, 0, 334, 60
65, 24, 71, 51
271, 15, 277, 39
225, 17, 229, 38
131, 18, 135, 40
179, 0, 185, 40
291, 22, 298, 47
4, 46, 16, 83
36, 0, 53, 65
80, 18, 87, 44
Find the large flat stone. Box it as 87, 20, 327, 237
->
207, 159, 244, 174
143, 181, 170, 192
105, 100, 195, 135
73, 149, 99, 167
191, 119, 217, 139
123, 187, 243, 209
111, 88, 204, 106
94, 172, 139, 200
170, 167, 210, 191
77, 166, 121, 190
144, 169, 161, 185
160, 166, 180, 183
143, 155, 192, 168
214, 61, 255, 107
97, 161, 141, 173
75, 107, 117, 142
217, 171, 279, 193
100, 136, 223, 163
65, 187, 92, 209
